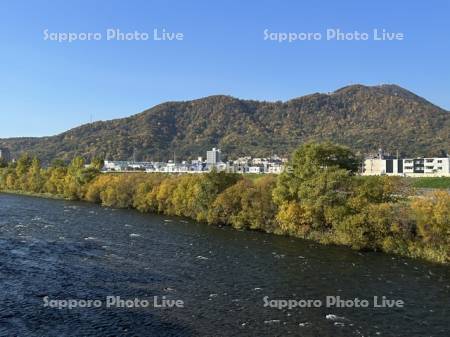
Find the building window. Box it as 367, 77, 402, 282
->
386, 159, 393, 173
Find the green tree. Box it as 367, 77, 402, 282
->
411, 191, 450, 246
63, 156, 86, 199
0, 158, 8, 168
91, 157, 105, 170
193, 170, 241, 221
132, 174, 165, 212
50, 159, 67, 168
27, 157, 44, 193
273, 142, 359, 204
44, 165, 67, 195
208, 176, 278, 231
15, 153, 33, 190
273, 142, 357, 236
16, 153, 32, 176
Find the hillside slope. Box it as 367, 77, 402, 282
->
1, 84, 449, 162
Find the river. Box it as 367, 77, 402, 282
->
0, 193, 448, 336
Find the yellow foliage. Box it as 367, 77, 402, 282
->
411, 191, 450, 245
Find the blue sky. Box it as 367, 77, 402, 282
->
0, 0, 449, 137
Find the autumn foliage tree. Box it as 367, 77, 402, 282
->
0, 143, 449, 264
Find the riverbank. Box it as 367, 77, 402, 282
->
1, 182, 448, 265
0, 189, 66, 200
1, 143, 448, 265
410, 177, 450, 190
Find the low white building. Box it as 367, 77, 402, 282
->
103, 160, 128, 171
102, 150, 287, 175
363, 157, 450, 177
248, 166, 263, 174
104, 160, 152, 171
267, 164, 284, 174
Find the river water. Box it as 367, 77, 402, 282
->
0, 193, 448, 337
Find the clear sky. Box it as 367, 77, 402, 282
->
0, 0, 449, 137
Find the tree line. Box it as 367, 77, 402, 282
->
0, 142, 448, 263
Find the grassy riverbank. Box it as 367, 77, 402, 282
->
0, 189, 66, 200
1, 142, 448, 264
411, 177, 450, 189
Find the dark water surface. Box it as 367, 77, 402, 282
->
0, 193, 448, 337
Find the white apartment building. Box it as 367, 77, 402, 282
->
363, 157, 450, 177
267, 164, 284, 174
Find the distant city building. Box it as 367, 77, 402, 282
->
248, 166, 263, 174
104, 160, 153, 171
0, 148, 11, 162
267, 164, 284, 174
234, 156, 251, 166
206, 148, 221, 165
363, 156, 450, 177
99, 147, 450, 177
102, 149, 287, 175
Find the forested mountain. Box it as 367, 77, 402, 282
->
1, 84, 449, 162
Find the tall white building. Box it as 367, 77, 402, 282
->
206, 148, 221, 165
0, 148, 11, 162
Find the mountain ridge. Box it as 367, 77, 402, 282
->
1, 84, 449, 162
